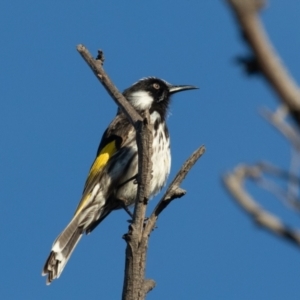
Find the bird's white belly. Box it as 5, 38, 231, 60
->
150, 122, 171, 197
114, 130, 170, 201
113, 112, 171, 203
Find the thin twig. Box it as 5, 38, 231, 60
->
226, 0, 300, 124
144, 145, 206, 237
137, 145, 205, 299
77, 44, 205, 299
224, 0, 300, 249
261, 107, 300, 151
77, 44, 152, 299
262, 107, 300, 201
76, 44, 142, 125
122, 111, 153, 300
223, 164, 300, 246
256, 176, 300, 212
255, 162, 300, 211
142, 279, 156, 294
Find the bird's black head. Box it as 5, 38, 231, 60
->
123, 77, 197, 119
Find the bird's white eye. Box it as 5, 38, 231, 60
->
153, 83, 160, 89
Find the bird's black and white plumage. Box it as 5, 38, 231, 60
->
42, 77, 197, 284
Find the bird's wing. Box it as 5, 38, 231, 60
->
74, 113, 132, 216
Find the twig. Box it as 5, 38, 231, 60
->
142, 279, 156, 294
261, 106, 300, 198
122, 111, 153, 300
77, 45, 204, 300
124, 145, 205, 300
76, 44, 142, 125
261, 106, 300, 151
224, 0, 300, 250
77, 44, 205, 299
136, 145, 205, 300
226, 0, 300, 125
77, 44, 152, 299
143, 145, 206, 237
223, 164, 300, 246
256, 162, 300, 185
255, 162, 300, 211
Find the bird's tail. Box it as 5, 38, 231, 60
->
42, 215, 82, 285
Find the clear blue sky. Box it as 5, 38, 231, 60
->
1, 1, 300, 299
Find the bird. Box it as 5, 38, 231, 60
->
42, 77, 197, 285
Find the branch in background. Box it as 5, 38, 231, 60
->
261, 106, 300, 199
226, 0, 300, 126
224, 0, 300, 247
255, 162, 300, 211
261, 106, 300, 152
223, 164, 300, 247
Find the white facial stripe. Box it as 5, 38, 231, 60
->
128, 91, 154, 110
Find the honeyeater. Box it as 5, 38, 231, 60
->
42, 77, 197, 284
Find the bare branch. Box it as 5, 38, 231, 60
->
142, 280, 156, 295
76, 44, 142, 125
255, 162, 300, 211
223, 164, 300, 246
137, 145, 205, 299
122, 111, 154, 300
262, 107, 300, 198
261, 106, 300, 151
77, 44, 205, 299
77, 44, 153, 299
226, 0, 300, 123
144, 145, 206, 237
257, 162, 300, 185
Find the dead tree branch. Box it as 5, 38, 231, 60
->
144, 146, 206, 237
77, 44, 153, 299
261, 107, 300, 151
223, 164, 300, 246
77, 44, 205, 299
226, 0, 300, 123
77, 44, 142, 125
224, 0, 300, 247
122, 111, 154, 300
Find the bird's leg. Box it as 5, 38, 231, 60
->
115, 174, 150, 223
122, 203, 134, 219
116, 174, 138, 188
113, 197, 134, 221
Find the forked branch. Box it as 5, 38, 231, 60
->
226, 0, 300, 121
77, 44, 142, 125
224, 0, 300, 247
223, 164, 300, 246
77, 44, 205, 299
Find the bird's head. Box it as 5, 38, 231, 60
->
123, 77, 197, 119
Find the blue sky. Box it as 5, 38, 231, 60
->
1, 1, 300, 299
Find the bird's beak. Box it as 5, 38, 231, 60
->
168, 85, 198, 94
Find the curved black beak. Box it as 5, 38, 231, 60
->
168, 85, 198, 94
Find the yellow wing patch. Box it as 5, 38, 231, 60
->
88, 140, 117, 182
74, 140, 117, 216
74, 192, 91, 217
